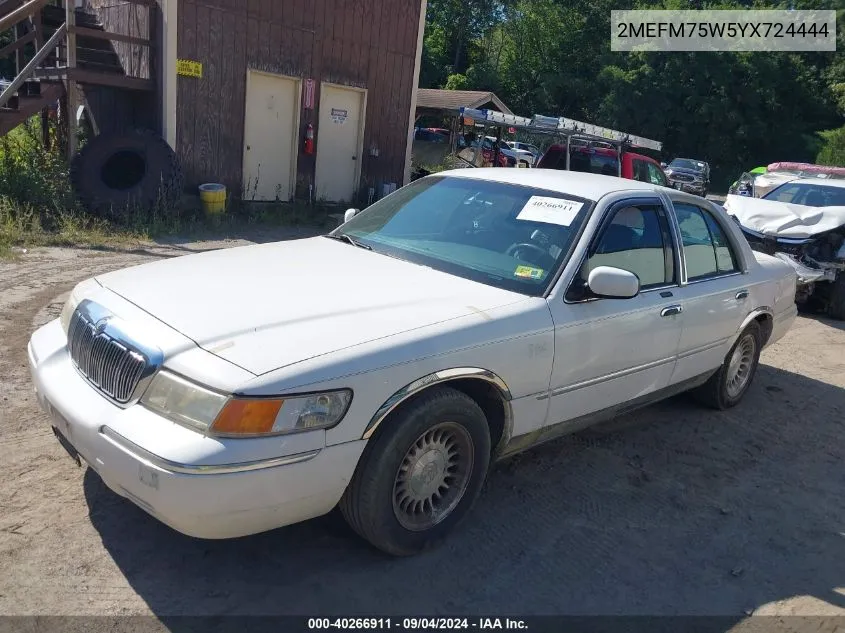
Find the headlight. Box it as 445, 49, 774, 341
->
60, 278, 99, 333
140, 371, 229, 432
212, 390, 352, 437
140, 371, 352, 437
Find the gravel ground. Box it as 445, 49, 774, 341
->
0, 231, 843, 619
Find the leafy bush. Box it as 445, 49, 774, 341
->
0, 117, 77, 221
816, 125, 845, 167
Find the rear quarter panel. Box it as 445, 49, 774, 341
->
723, 214, 798, 346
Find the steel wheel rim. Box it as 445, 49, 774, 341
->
726, 334, 756, 399
392, 422, 474, 532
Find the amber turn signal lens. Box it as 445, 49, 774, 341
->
211, 399, 284, 435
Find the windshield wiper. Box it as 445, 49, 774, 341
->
324, 233, 372, 250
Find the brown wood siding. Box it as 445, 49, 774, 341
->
177, 0, 422, 203
82, 0, 161, 135
88, 0, 153, 80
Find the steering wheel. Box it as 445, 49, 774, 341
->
506, 242, 549, 265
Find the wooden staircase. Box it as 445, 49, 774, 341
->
0, 0, 154, 150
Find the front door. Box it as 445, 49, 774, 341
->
243, 71, 300, 201
315, 84, 365, 203
544, 198, 684, 436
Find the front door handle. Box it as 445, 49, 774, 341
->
661, 305, 683, 317
735, 289, 749, 300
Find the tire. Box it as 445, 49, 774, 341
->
827, 273, 845, 320
693, 321, 762, 410
339, 386, 491, 556
71, 129, 184, 219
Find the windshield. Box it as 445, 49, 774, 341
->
763, 182, 845, 207
333, 176, 593, 296
669, 159, 705, 172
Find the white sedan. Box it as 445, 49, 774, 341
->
28, 169, 798, 556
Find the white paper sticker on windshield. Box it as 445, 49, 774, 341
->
516, 197, 583, 226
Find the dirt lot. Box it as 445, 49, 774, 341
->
0, 233, 843, 618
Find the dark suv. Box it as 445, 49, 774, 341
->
664, 158, 710, 197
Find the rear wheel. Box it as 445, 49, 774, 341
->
693, 322, 762, 410
339, 386, 491, 556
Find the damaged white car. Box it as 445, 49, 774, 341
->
724, 178, 845, 319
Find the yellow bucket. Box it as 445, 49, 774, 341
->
199, 183, 227, 215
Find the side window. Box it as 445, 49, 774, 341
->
674, 203, 739, 279
702, 210, 739, 273
583, 205, 674, 290
647, 162, 668, 186
632, 159, 650, 183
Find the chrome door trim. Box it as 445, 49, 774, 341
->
548, 355, 676, 398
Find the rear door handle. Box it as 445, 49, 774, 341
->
661, 305, 683, 317
735, 290, 749, 300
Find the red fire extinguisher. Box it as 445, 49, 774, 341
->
304, 123, 314, 155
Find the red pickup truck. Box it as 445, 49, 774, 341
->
537, 144, 669, 186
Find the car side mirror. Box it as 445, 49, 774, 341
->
344, 208, 360, 223
587, 266, 640, 299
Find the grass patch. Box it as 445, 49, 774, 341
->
0, 118, 335, 257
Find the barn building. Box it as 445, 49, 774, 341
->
0, 0, 428, 206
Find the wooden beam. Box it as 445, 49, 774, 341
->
66, 0, 77, 159
0, 29, 34, 58
69, 68, 155, 91
0, 0, 23, 18
70, 25, 153, 47
0, 21, 66, 108
0, 0, 49, 35
32, 67, 67, 79
32, 10, 42, 49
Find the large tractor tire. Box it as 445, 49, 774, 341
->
71, 129, 183, 218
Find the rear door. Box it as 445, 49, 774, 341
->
667, 198, 749, 384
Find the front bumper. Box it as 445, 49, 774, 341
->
669, 180, 706, 195
28, 319, 366, 539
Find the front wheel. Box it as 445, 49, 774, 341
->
693, 321, 762, 410
339, 386, 491, 556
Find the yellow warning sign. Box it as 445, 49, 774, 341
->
177, 59, 203, 78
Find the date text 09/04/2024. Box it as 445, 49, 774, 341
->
307, 618, 529, 630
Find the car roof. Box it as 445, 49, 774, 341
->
544, 144, 657, 162
781, 178, 845, 189
440, 167, 665, 200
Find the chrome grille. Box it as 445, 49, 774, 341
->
67, 309, 147, 403
672, 173, 695, 183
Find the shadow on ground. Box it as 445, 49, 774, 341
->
84, 365, 845, 618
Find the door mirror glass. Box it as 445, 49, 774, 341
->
344, 208, 360, 223
587, 266, 640, 299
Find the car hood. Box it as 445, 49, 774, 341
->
667, 167, 704, 178
723, 194, 845, 239
95, 237, 527, 375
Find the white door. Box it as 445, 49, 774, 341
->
668, 200, 749, 384
544, 199, 684, 435
315, 84, 365, 203
243, 71, 299, 201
